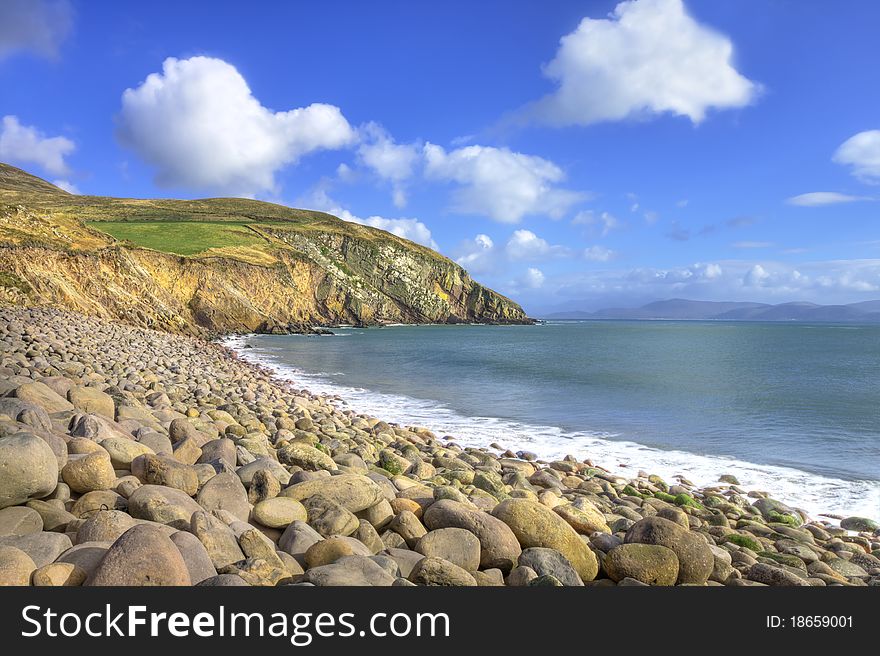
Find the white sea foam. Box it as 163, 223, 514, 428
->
224, 335, 880, 522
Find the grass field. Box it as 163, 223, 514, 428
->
88, 221, 271, 256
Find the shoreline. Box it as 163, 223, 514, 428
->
226, 331, 880, 521
0, 306, 878, 587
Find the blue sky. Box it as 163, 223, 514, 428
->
2, 0, 880, 313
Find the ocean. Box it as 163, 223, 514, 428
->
227, 320, 880, 520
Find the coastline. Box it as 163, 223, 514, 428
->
0, 306, 877, 587
225, 331, 880, 521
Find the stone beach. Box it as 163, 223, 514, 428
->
0, 306, 878, 587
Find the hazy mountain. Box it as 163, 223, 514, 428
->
543, 298, 880, 323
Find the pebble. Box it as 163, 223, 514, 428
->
0, 307, 874, 588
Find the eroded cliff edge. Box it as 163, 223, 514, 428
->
0, 163, 531, 336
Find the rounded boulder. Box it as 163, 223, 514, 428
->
491, 498, 598, 581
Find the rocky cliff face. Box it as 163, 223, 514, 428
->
0, 163, 530, 335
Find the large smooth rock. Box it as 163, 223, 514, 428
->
303, 555, 395, 586
127, 485, 203, 527
305, 495, 358, 537
75, 510, 136, 544
408, 556, 477, 586
237, 458, 291, 487
0, 506, 44, 536
0, 433, 59, 509
196, 472, 250, 522
605, 543, 680, 586
15, 382, 74, 413
748, 562, 810, 586
68, 387, 115, 419
190, 511, 244, 570
100, 437, 153, 469
278, 520, 324, 564
280, 474, 384, 512
491, 498, 598, 581
87, 525, 191, 586
253, 497, 308, 529
61, 451, 117, 494
624, 517, 713, 585
304, 536, 372, 568
32, 562, 87, 587
131, 454, 199, 496
170, 530, 217, 585
56, 541, 110, 577
277, 443, 337, 471
840, 516, 879, 533
415, 528, 481, 572
517, 547, 583, 586
0, 398, 51, 432
25, 500, 75, 532
554, 501, 611, 534
0, 545, 37, 585
0, 531, 73, 567
423, 499, 521, 571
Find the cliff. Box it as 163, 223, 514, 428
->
0, 163, 530, 335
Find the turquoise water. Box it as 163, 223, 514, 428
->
231, 321, 880, 518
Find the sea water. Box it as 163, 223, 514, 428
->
227, 321, 880, 520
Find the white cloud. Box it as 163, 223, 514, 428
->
117, 56, 356, 196
0, 115, 74, 176
529, 0, 759, 126
350, 215, 436, 248
787, 191, 871, 206
505, 229, 570, 261
454, 234, 496, 273
743, 263, 771, 287
549, 259, 880, 306
336, 162, 356, 182
524, 267, 545, 289
301, 186, 437, 249
572, 209, 621, 236
357, 123, 419, 181
833, 130, 880, 184
423, 143, 585, 223
584, 245, 615, 262
52, 179, 79, 194
357, 122, 420, 208
0, 0, 72, 61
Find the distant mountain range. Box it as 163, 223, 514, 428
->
542, 298, 880, 323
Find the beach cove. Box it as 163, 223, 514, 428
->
0, 307, 878, 587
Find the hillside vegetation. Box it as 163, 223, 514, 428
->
0, 163, 529, 334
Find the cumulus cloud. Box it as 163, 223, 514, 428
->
423, 143, 585, 223
787, 191, 871, 206
523, 267, 545, 289
357, 123, 420, 208
833, 130, 880, 184
505, 229, 570, 261
528, 0, 759, 126
546, 259, 880, 308
572, 209, 621, 236
0, 0, 73, 61
117, 56, 356, 196
301, 186, 437, 249
0, 115, 74, 176
454, 234, 496, 274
